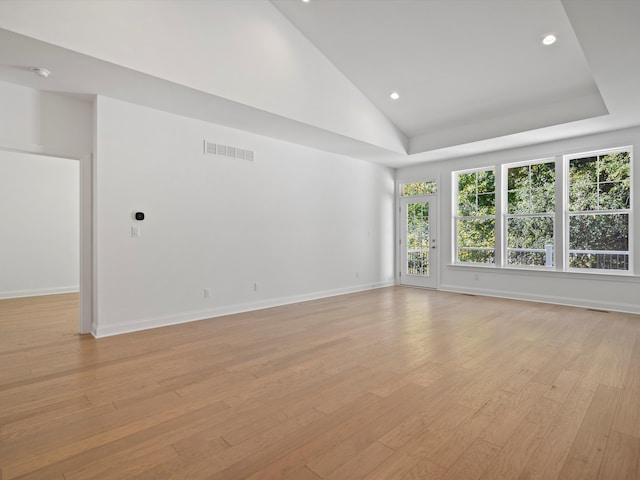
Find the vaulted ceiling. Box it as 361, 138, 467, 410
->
0, 0, 638, 168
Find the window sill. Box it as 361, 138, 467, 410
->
447, 263, 638, 283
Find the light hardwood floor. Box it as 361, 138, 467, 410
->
1, 287, 639, 480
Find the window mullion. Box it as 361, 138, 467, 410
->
556, 156, 565, 271
495, 165, 504, 268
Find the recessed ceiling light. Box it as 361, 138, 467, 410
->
31, 67, 51, 78
302, 0, 311, 3
542, 34, 557, 46
390, 92, 400, 100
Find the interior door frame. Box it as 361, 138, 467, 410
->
0, 147, 93, 335
79, 153, 93, 334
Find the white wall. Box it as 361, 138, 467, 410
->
0, 151, 79, 298
0, 80, 93, 157
397, 126, 640, 313
93, 96, 395, 337
0, 0, 406, 155
0, 81, 91, 302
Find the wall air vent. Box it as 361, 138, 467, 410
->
204, 141, 254, 162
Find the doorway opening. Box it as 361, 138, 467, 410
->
0, 149, 90, 334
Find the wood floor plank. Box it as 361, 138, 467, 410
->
611, 334, 640, 437
164, 391, 376, 479
378, 396, 476, 451
323, 441, 395, 480
517, 382, 602, 480
399, 458, 447, 480
426, 387, 512, 468
236, 384, 424, 480
304, 378, 458, 478
596, 430, 640, 480
557, 384, 621, 480
479, 382, 548, 447
365, 403, 475, 480
4, 398, 226, 479
478, 398, 562, 480
441, 438, 501, 480
281, 465, 321, 480
63, 444, 180, 480
1, 289, 639, 480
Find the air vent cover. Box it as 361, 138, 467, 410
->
204, 141, 254, 162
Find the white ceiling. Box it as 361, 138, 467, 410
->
0, 0, 639, 168
272, 0, 604, 138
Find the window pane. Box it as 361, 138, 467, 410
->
570, 156, 597, 184
569, 213, 629, 271
477, 193, 495, 215
508, 250, 547, 267
401, 180, 437, 196
407, 251, 429, 275
599, 180, 630, 210
407, 202, 429, 276
458, 194, 476, 217
477, 170, 495, 194
508, 166, 528, 191
457, 169, 495, 216
569, 213, 629, 251
568, 252, 629, 270
598, 152, 630, 182
507, 162, 555, 215
457, 218, 495, 264
507, 216, 554, 249
569, 151, 631, 212
507, 190, 527, 215
531, 162, 555, 187
569, 184, 598, 211
458, 173, 476, 195
507, 216, 554, 266
458, 218, 495, 248
531, 185, 555, 213
458, 249, 495, 264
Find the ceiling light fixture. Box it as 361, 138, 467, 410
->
390, 91, 400, 100
31, 67, 51, 78
542, 34, 557, 46
302, 0, 311, 3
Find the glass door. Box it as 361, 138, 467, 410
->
400, 196, 437, 288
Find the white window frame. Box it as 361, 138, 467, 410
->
453, 167, 496, 265
450, 145, 633, 276
564, 146, 633, 274
502, 158, 557, 270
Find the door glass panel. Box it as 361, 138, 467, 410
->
407, 202, 429, 276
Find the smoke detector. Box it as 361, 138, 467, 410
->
31, 67, 51, 78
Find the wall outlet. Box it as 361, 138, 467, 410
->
254, 282, 259, 292
131, 226, 140, 238
203, 288, 211, 298
473, 273, 480, 281
355, 271, 360, 278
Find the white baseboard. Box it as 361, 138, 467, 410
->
92, 280, 395, 338
438, 284, 640, 315
0, 286, 79, 300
